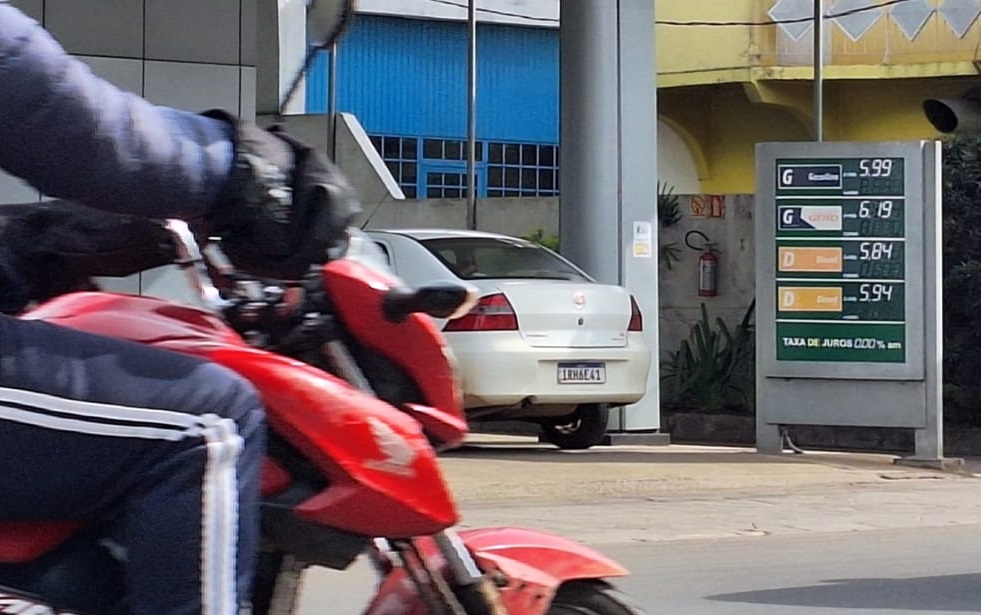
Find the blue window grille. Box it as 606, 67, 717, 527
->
368, 135, 418, 199
369, 135, 559, 200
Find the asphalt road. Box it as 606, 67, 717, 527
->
608, 524, 981, 614
297, 524, 981, 614
293, 438, 981, 614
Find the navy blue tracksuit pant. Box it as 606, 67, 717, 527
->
0, 314, 266, 615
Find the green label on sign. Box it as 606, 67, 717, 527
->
776, 322, 906, 362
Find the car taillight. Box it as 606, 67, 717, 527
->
628, 295, 643, 332
443, 293, 518, 331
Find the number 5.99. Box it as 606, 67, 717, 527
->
859, 159, 893, 178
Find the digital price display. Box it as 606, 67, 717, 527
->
776, 282, 905, 321
777, 240, 905, 280
774, 157, 907, 363
845, 199, 904, 237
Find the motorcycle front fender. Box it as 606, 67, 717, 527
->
362, 527, 628, 615
458, 526, 628, 582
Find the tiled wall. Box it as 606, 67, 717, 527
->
1, 0, 257, 205
2, 0, 257, 299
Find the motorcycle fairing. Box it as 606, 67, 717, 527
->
20, 291, 459, 539
321, 260, 468, 448
194, 343, 459, 537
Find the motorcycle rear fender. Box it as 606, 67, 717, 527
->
364, 527, 628, 615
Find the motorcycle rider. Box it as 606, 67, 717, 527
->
0, 4, 359, 614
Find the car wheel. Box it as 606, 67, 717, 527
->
541, 404, 610, 450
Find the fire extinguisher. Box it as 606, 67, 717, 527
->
685, 230, 719, 297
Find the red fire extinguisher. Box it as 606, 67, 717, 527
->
698, 243, 719, 297
686, 230, 719, 297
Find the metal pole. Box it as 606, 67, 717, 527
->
466, 0, 478, 229
813, 0, 824, 142
328, 42, 338, 158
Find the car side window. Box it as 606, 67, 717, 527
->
437, 249, 459, 266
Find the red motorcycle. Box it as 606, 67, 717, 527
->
0, 219, 646, 615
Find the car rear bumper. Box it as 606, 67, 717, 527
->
446, 331, 652, 409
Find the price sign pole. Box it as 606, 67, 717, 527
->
755, 141, 952, 465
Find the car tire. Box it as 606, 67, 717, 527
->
541, 404, 610, 450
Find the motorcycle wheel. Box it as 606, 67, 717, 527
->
547, 581, 647, 615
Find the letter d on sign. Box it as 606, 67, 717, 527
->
782, 250, 796, 268
781, 290, 797, 308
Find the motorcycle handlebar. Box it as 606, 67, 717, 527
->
164, 219, 234, 312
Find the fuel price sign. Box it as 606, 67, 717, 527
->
773, 157, 907, 363
755, 140, 941, 456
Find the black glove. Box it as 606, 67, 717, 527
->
0, 200, 175, 313
203, 111, 362, 280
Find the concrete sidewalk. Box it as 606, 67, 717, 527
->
440, 436, 981, 544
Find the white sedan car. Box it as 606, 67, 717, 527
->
366, 229, 652, 449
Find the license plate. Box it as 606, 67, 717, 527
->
557, 362, 606, 384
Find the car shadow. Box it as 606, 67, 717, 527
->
708, 573, 981, 611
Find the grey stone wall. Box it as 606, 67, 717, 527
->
2, 0, 257, 299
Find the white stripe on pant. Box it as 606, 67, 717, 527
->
0, 386, 242, 615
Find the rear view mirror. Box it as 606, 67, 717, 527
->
277, 0, 357, 115
306, 0, 356, 51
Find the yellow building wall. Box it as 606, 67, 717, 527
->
655, 0, 981, 194
660, 78, 964, 194
657, 0, 981, 84
656, 0, 756, 82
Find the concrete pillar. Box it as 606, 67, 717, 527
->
560, 0, 660, 432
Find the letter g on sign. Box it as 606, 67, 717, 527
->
781, 168, 794, 187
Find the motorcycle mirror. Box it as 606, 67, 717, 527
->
306, 0, 356, 50
279, 0, 356, 116
382, 283, 480, 323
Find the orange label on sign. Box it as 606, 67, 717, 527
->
778, 287, 843, 312
778, 247, 843, 272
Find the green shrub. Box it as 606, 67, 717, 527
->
657, 181, 682, 228
941, 135, 981, 425
661, 301, 756, 414
523, 227, 560, 252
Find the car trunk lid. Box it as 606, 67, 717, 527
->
498, 281, 630, 348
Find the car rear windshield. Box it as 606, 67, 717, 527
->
420, 237, 592, 281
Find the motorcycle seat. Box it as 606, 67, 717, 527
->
0, 521, 84, 563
